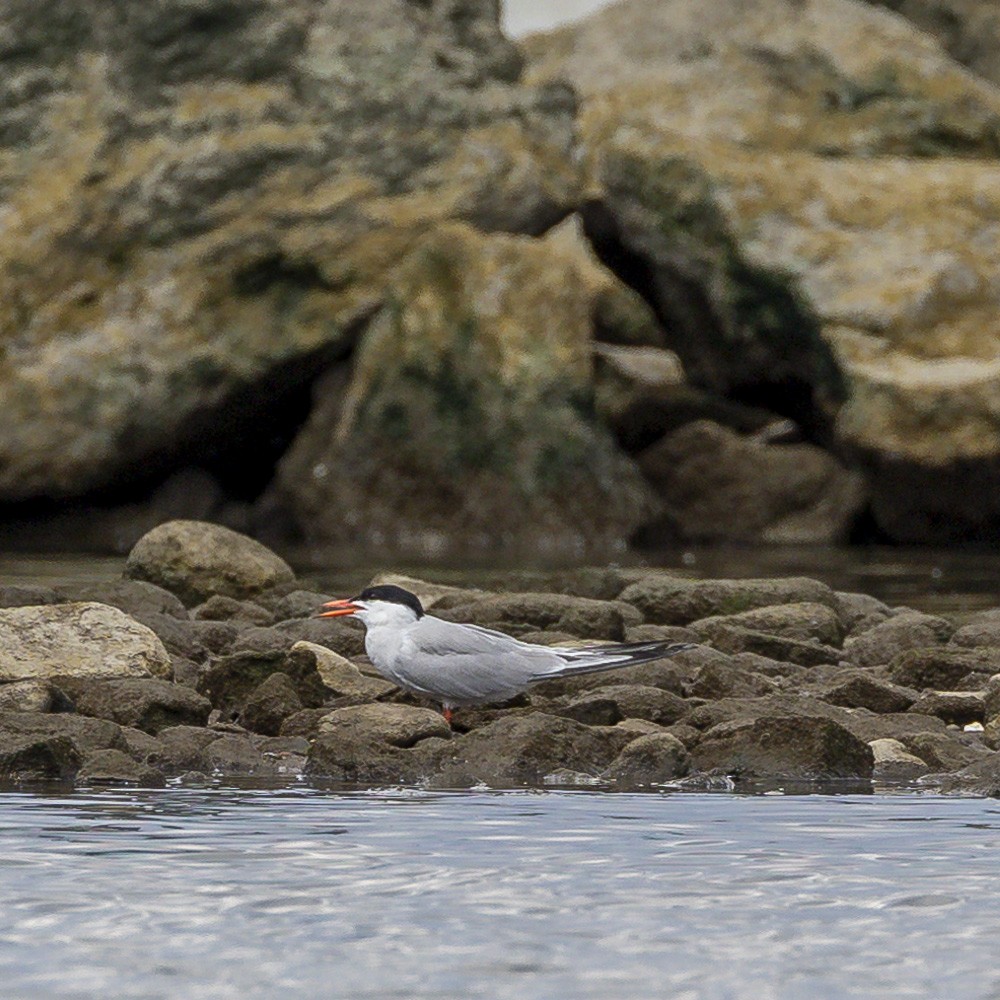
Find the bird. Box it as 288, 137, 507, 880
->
317, 584, 695, 723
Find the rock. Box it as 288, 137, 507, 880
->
620, 575, 835, 625
240, 673, 304, 736
635, 421, 866, 545
197, 645, 328, 720
900, 731, 993, 772
985, 675, 1000, 721
53, 677, 211, 734
262, 222, 653, 557
840, 712, 948, 743
889, 646, 994, 690
690, 621, 839, 667
690, 716, 874, 780
527, 0, 1000, 544
695, 603, 845, 646
908, 690, 985, 725
205, 734, 276, 776
950, 612, 1000, 649
833, 592, 894, 636
260, 590, 337, 621
819, 672, 917, 713
614, 718, 668, 737
0, 711, 125, 755
866, 0, 1000, 85
317, 704, 450, 748
233, 618, 366, 659
279, 708, 332, 740
624, 624, 700, 644
687, 663, 777, 700
0, 679, 62, 713
431, 713, 631, 787
77, 749, 166, 788
532, 649, 697, 699
869, 739, 930, 781
934, 754, 1000, 796
0, 585, 61, 608
55, 580, 188, 620
192, 595, 273, 625
846, 612, 955, 668
125, 521, 294, 606
288, 642, 396, 701
304, 733, 430, 785
146, 726, 220, 775
604, 733, 690, 785
0, 602, 171, 682
437, 593, 641, 641
0, 732, 81, 782
559, 684, 688, 726
0, 0, 575, 510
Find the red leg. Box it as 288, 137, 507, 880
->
442, 707, 453, 725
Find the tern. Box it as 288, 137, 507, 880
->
318, 584, 695, 723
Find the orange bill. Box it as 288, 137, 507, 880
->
316, 599, 359, 618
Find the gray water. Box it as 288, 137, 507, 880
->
2, 787, 1000, 1000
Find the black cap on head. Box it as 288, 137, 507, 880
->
353, 585, 425, 618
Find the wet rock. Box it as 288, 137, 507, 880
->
832, 592, 894, 636
288, 642, 396, 701
908, 690, 985, 726
0, 585, 61, 609
560, 684, 688, 727
690, 716, 874, 780
934, 755, 1000, 796
77, 749, 166, 788
620, 575, 835, 625
889, 646, 995, 690
687, 662, 777, 700
205, 734, 276, 776
0, 733, 81, 782
604, 733, 690, 785
0, 711, 125, 755
437, 593, 641, 641
54, 678, 211, 734
146, 726, 220, 775
0, 679, 62, 714
119, 726, 161, 763
240, 673, 304, 736
430, 713, 631, 787
899, 731, 992, 772
0, 602, 172, 681
318, 705, 450, 748
198, 643, 328, 719
192, 595, 273, 625
869, 739, 930, 781
635, 421, 865, 545
846, 612, 955, 668
304, 733, 428, 785
126, 521, 295, 606
819, 672, 917, 714
279, 708, 332, 740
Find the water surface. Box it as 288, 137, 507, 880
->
2, 787, 1000, 1000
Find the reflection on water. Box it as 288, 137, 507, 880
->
1, 788, 1000, 999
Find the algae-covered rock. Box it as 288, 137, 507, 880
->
264, 223, 654, 554
0, 0, 576, 506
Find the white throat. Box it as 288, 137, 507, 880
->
355, 600, 420, 630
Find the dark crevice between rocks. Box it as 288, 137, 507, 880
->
580, 196, 845, 449
0, 315, 372, 553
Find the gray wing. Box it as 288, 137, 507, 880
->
395, 616, 563, 705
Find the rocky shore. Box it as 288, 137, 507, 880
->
2, 519, 999, 795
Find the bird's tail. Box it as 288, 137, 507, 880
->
529, 640, 696, 682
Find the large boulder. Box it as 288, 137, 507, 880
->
54, 677, 211, 733
125, 520, 294, 605
527, 0, 1000, 543
261, 223, 654, 554
0, 0, 576, 507
0, 602, 172, 681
